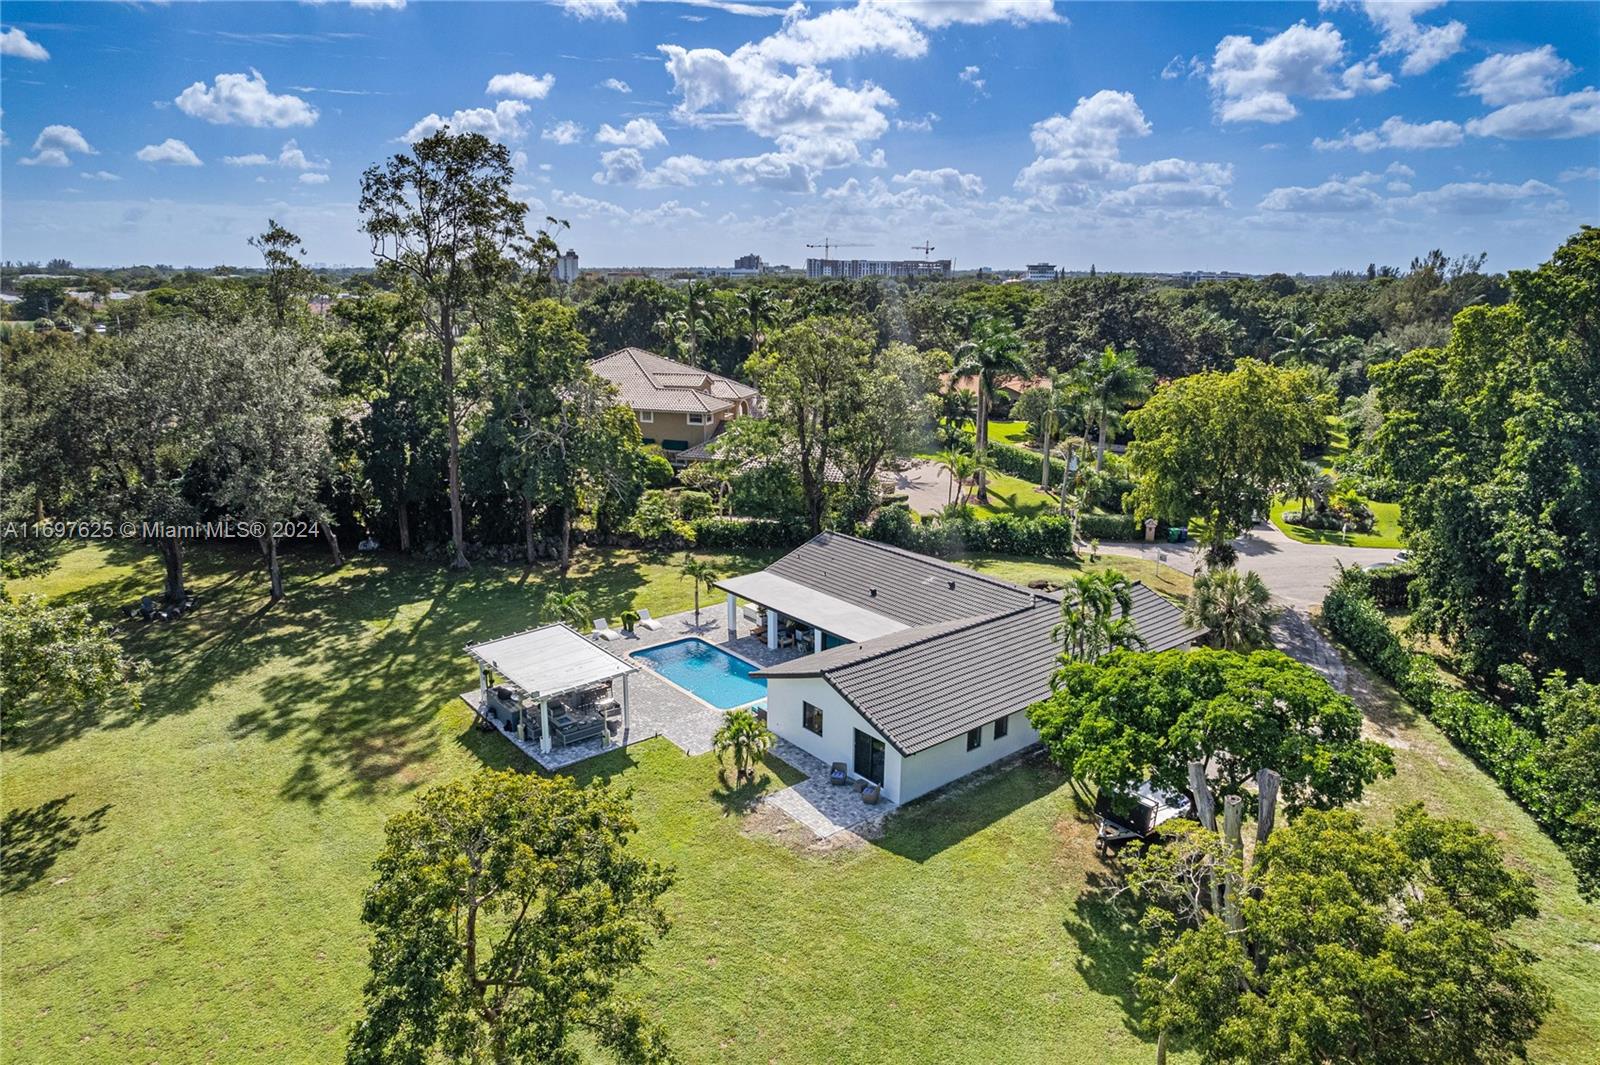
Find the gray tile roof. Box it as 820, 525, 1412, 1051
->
765, 532, 1041, 627
750, 538, 1204, 755
591, 347, 758, 415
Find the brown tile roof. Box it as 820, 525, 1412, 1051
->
592, 347, 759, 414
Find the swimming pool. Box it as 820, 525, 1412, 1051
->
632, 638, 767, 709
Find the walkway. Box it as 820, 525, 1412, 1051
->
761, 738, 899, 839
1103, 519, 1401, 609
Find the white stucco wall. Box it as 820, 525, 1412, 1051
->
896, 710, 1041, 803
764, 676, 904, 800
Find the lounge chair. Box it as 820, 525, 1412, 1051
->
592, 618, 621, 641
636, 608, 663, 631
829, 762, 849, 786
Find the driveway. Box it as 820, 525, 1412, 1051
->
884, 459, 958, 515
1102, 520, 1401, 610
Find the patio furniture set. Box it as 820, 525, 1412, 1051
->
591, 609, 662, 641
829, 761, 882, 804
481, 682, 620, 747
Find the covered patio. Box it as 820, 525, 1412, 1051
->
717, 570, 908, 655
464, 624, 636, 758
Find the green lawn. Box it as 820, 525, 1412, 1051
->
4, 544, 1597, 1063
1270, 421, 1406, 549
969, 469, 1059, 519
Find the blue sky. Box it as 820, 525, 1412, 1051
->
2, 0, 1596, 272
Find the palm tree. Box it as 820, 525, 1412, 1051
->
545, 588, 590, 630
1287, 459, 1322, 522
938, 385, 978, 448
1037, 369, 1089, 491
1052, 569, 1146, 669
713, 707, 775, 784
933, 448, 969, 505
738, 287, 773, 352
1082, 346, 1155, 472
953, 315, 1028, 504
684, 280, 713, 366
1272, 318, 1330, 367
681, 555, 720, 625
656, 308, 691, 360
1185, 568, 1274, 651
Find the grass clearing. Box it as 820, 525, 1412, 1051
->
4, 543, 1596, 1063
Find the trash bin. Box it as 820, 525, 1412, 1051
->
1168, 526, 1189, 543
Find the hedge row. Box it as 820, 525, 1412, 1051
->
1322, 572, 1552, 824
863, 511, 1145, 560
689, 516, 810, 553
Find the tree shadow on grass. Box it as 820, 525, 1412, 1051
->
707, 754, 805, 817
872, 751, 1070, 862
1, 795, 111, 895
1063, 867, 1162, 1041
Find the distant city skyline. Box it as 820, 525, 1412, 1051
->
2, 1, 1596, 273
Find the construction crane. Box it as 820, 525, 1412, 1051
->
805, 238, 869, 259
912, 241, 936, 259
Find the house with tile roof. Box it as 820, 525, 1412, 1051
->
591, 347, 760, 459
712, 533, 1204, 804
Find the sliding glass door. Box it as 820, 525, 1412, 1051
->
853, 729, 885, 786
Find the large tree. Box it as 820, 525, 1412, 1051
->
1080, 345, 1154, 472
1029, 648, 1393, 815
746, 315, 875, 534
359, 129, 558, 569
1372, 226, 1599, 683
1125, 359, 1323, 557
836, 340, 941, 508
0, 593, 148, 733
1134, 805, 1551, 1065
248, 218, 312, 324
348, 770, 674, 1065
952, 315, 1029, 503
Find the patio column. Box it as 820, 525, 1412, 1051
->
477, 664, 488, 710
814, 628, 824, 654
539, 698, 552, 754
725, 594, 737, 638
767, 608, 779, 650
620, 673, 630, 745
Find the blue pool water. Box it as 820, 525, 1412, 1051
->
632, 638, 767, 709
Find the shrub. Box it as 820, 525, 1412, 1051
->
677, 490, 716, 521
1365, 565, 1416, 610
688, 516, 810, 553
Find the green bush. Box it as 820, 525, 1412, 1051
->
1365, 565, 1416, 610
677, 490, 716, 521
689, 517, 810, 553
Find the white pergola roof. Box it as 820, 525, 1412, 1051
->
717, 571, 909, 643
466, 624, 636, 699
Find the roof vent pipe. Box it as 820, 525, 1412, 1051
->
948, 579, 956, 590
869, 588, 877, 597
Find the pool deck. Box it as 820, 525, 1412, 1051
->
462, 604, 897, 837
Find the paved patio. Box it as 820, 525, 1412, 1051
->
462, 604, 897, 837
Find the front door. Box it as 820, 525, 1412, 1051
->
853, 729, 886, 786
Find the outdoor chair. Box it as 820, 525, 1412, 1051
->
636, 608, 663, 631
829, 762, 849, 786
861, 784, 881, 805
592, 618, 621, 641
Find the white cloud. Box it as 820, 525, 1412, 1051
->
1467, 90, 1600, 140
1314, 114, 1463, 151
137, 138, 203, 166
350, 0, 406, 8
1, 26, 49, 61
298, 172, 331, 185
959, 65, 987, 94
21, 124, 96, 166
1362, 1, 1465, 75
404, 99, 530, 142
1209, 21, 1388, 124
557, 0, 633, 20
601, 78, 632, 94
1464, 47, 1574, 106
895, 112, 939, 132
81, 170, 121, 181
1558, 165, 1600, 182
595, 117, 667, 149
892, 167, 985, 196
225, 139, 328, 170
1161, 54, 1205, 80
593, 147, 647, 185
1259, 177, 1384, 212
542, 120, 586, 145
486, 72, 555, 100
175, 69, 318, 127
1399, 179, 1560, 213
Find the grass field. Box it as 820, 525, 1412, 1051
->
1269, 423, 1406, 549
4, 543, 1597, 1063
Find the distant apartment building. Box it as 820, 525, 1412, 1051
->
553, 249, 580, 284
1023, 263, 1059, 282
806, 258, 952, 280
591, 347, 760, 460
734, 253, 763, 271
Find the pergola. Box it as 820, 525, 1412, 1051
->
465, 624, 637, 754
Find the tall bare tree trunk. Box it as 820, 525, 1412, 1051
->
322, 521, 343, 566
558, 501, 572, 576
1040, 416, 1052, 490
157, 537, 186, 602
397, 499, 411, 553
1096, 398, 1109, 472
266, 535, 285, 602
524, 496, 537, 566
440, 315, 469, 570
975, 384, 991, 504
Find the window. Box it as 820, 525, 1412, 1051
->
802, 701, 824, 735
687, 412, 708, 426
994, 715, 1010, 740
641, 437, 656, 446
638, 410, 655, 423
967, 727, 983, 751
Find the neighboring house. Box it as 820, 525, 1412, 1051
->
720, 533, 1203, 804
591, 347, 760, 459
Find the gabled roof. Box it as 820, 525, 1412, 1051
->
745, 534, 1205, 755
592, 347, 758, 414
